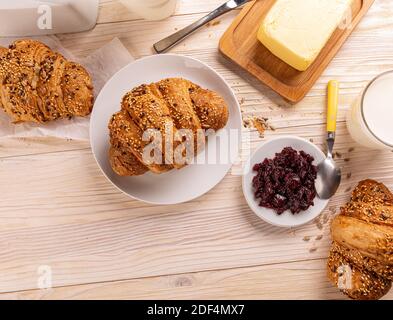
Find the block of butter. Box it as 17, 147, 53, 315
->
257, 0, 353, 71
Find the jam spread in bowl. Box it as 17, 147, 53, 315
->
252, 147, 317, 215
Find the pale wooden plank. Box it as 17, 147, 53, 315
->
0, 122, 391, 293
0, 259, 391, 300
57, 10, 239, 57
0, 137, 88, 159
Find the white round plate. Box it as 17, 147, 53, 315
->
90, 54, 242, 205
242, 136, 329, 228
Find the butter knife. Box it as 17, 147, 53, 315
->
153, 0, 253, 54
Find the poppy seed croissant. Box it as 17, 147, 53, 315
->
108, 78, 229, 176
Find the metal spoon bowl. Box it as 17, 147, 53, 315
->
316, 135, 342, 199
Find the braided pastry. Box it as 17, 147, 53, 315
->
327, 180, 393, 300
108, 78, 229, 176
0, 40, 93, 123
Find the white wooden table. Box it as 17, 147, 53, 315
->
0, 0, 392, 300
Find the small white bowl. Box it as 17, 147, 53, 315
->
242, 136, 329, 228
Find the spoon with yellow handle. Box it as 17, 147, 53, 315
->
316, 80, 342, 200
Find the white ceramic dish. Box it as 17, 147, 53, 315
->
242, 136, 329, 228
90, 54, 242, 205
0, 0, 99, 36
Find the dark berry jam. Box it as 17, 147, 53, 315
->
252, 147, 318, 215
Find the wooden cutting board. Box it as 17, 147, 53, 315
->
219, 0, 375, 103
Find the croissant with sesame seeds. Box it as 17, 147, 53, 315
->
0, 39, 94, 123
327, 180, 393, 300
108, 78, 229, 176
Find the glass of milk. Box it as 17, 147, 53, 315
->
346, 71, 393, 150
120, 0, 178, 21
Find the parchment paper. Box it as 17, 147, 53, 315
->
0, 36, 134, 140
